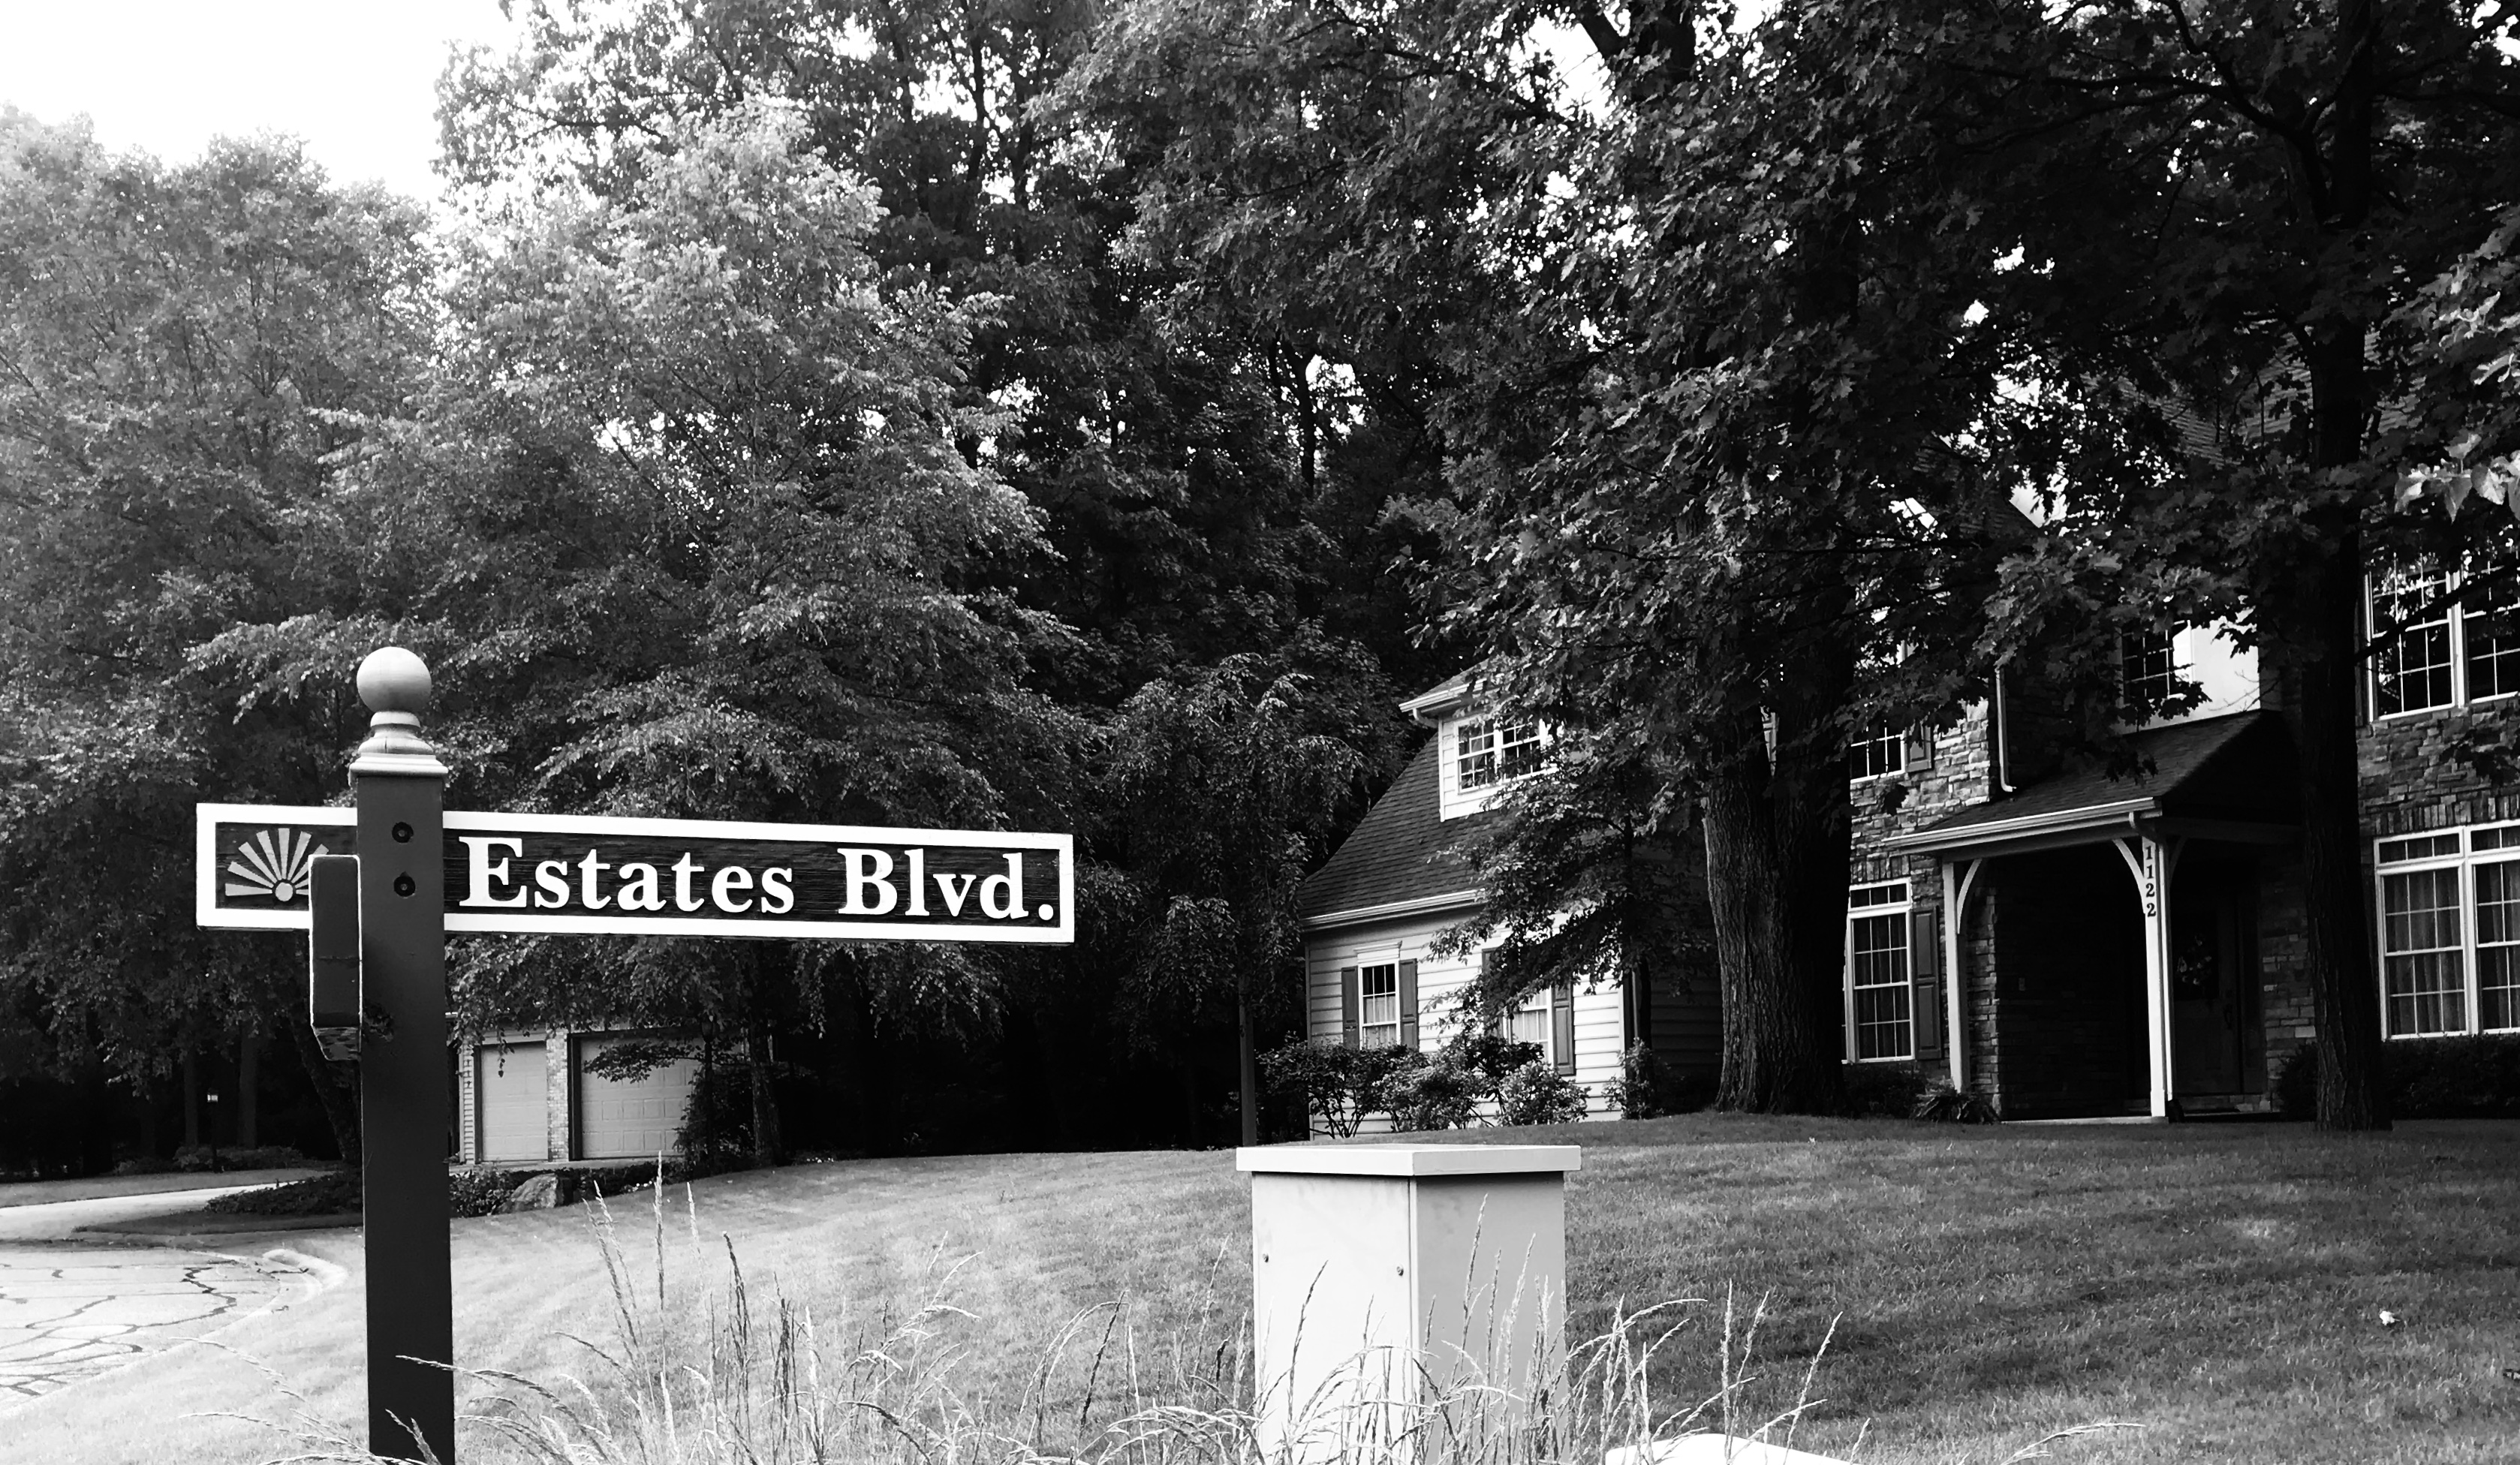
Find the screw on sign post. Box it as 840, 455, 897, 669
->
194, 647, 1077, 1464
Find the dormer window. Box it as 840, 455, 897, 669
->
1457, 717, 1541, 792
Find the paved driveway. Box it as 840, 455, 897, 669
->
0, 1247, 312, 1405
0, 1185, 334, 1409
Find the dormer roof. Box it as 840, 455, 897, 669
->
1300, 673, 1510, 928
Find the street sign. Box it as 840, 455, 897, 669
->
197, 806, 1074, 943
194, 645, 1080, 1463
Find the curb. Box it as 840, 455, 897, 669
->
263, 1247, 349, 1295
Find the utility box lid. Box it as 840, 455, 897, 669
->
1235, 1143, 1580, 1178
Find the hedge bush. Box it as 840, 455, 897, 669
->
204, 1158, 696, 1220
206, 1169, 359, 1217
1842, 1061, 1933, 1118
2277, 1033, 2520, 1118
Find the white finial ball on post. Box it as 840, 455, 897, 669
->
357, 646, 432, 717
351, 646, 442, 770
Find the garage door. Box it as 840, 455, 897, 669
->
574, 1034, 697, 1160
476, 1042, 548, 1163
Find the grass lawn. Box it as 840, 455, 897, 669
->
8, 1115, 2518, 1463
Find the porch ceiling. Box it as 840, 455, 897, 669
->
1883, 711, 2296, 860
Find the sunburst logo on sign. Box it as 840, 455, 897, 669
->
225, 828, 331, 905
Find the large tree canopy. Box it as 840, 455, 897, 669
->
0, 113, 432, 1153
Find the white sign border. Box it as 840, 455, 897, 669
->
196, 804, 1077, 944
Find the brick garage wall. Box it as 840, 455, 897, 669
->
545, 1033, 571, 1162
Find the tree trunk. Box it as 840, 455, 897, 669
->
2272, 533, 2391, 1130
1237, 986, 1260, 1146
182, 1048, 200, 1150
288, 1017, 362, 1166
1706, 674, 1855, 1113
745, 1011, 784, 1168
2272, 0, 2388, 1130
237, 1025, 260, 1150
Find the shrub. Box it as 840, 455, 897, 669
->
1438, 1030, 1547, 1094
1374, 1052, 1483, 1131
1601, 1043, 1711, 1118
1912, 1087, 2001, 1124
207, 1170, 360, 1217
1498, 1059, 1589, 1126
2278, 1034, 2520, 1119
1260, 1039, 1415, 1137
1841, 1062, 1932, 1118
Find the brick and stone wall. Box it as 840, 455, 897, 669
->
2358, 704, 2520, 840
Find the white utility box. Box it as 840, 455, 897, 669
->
1238, 1142, 1581, 1464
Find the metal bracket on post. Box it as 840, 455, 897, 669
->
308, 853, 363, 1061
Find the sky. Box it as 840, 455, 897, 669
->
0, 0, 523, 200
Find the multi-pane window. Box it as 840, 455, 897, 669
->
1507, 990, 1554, 1057
2476, 862, 2520, 1032
1459, 717, 1542, 791
1458, 720, 1500, 790
1845, 882, 1914, 1060
2374, 825, 2520, 1039
1847, 726, 1906, 781
2372, 566, 2513, 716
1498, 720, 1543, 780
2468, 597, 2520, 700
2121, 629, 2178, 710
1359, 963, 1402, 1047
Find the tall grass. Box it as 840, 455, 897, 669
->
245, 1177, 2127, 1465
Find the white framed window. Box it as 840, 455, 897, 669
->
2374, 824, 2520, 1038
2371, 566, 2515, 717
1847, 726, 1906, 781
1505, 988, 1553, 1056
2122, 628, 2179, 709
1458, 717, 1542, 792
1498, 720, 1543, 780
1457, 720, 1501, 790
1844, 881, 1914, 1060
1359, 962, 1402, 1047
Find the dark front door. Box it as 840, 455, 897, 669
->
2171, 857, 2257, 1096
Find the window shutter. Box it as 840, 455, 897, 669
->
1398, 960, 1420, 1050
1904, 724, 1934, 772
1552, 981, 1577, 1075
1910, 907, 1943, 1060
1339, 967, 1359, 1049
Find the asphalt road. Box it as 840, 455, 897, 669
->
0, 1185, 341, 1410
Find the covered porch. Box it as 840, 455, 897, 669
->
1883, 712, 2299, 1121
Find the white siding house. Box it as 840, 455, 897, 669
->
1294, 672, 1716, 1132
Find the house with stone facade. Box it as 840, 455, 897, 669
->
1304, 577, 2516, 1125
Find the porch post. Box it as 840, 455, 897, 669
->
1940, 859, 1980, 1094
2113, 835, 2181, 1120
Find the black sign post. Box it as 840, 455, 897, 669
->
196, 647, 1076, 1464
348, 648, 453, 1463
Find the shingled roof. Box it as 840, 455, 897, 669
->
1299, 733, 1501, 924
1887, 709, 2295, 856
